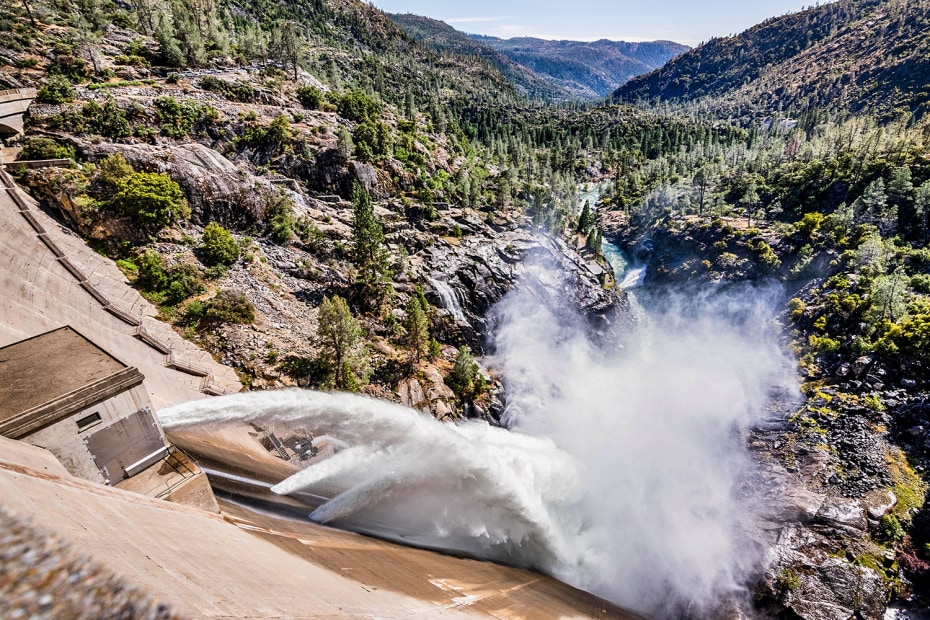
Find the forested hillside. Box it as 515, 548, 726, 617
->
614, 0, 930, 122
387, 13, 570, 101
0, 0, 729, 407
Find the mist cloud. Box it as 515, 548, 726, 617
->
490, 263, 798, 615
159, 251, 797, 617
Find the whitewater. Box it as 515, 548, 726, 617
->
159, 256, 796, 617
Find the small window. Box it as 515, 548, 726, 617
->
76, 412, 102, 432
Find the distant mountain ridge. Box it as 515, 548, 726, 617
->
613, 0, 930, 121
387, 13, 570, 101
473, 36, 689, 99
388, 13, 687, 101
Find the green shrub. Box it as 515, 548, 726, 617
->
18, 137, 74, 161
878, 514, 906, 543
200, 222, 240, 266
200, 76, 255, 102
113, 54, 150, 67
164, 263, 204, 304
775, 568, 801, 593
796, 212, 824, 238
134, 250, 204, 304
97, 153, 133, 189
154, 96, 201, 139
36, 75, 74, 104
84, 98, 132, 139
911, 274, 930, 294
447, 346, 486, 403
296, 86, 323, 109
877, 312, 930, 364
112, 172, 189, 231
788, 297, 807, 321
808, 334, 841, 353
331, 90, 380, 123
136, 250, 168, 291
203, 290, 255, 324
353, 120, 391, 161
755, 240, 782, 273
264, 195, 297, 244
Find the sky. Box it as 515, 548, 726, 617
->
371, 1, 830, 46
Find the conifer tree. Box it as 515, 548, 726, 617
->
317, 296, 364, 390
351, 182, 390, 304
577, 200, 594, 234
405, 296, 429, 364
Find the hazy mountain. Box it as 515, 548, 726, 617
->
388, 13, 687, 101
474, 36, 690, 99
387, 13, 571, 101
613, 0, 930, 120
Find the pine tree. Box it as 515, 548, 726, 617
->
577, 200, 594, 234
317, 296, 364, 390
336, 127, 353, 160
155, 12, 185, 67
586, 227, 601, 254
405, 296, 429, 364
351, 182, 390, 305
448, 346, 479, 402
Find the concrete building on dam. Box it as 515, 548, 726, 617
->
0, 326, 217, 510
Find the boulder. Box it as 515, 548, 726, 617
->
76, 140, 277, 228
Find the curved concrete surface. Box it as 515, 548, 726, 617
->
0, 434, 645, 619
0, 167, 240, 408
0, 89, 35, 138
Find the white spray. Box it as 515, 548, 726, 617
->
489, 261, 797, 615
159, 255, 796, 617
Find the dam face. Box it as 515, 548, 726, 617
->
0, 166, 240, 409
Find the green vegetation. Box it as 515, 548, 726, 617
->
35, 75, 74, 104
206, 290, 255, 324
350, 182, 390, 305
615, 0, 930, 122
447, 346, 486, 404
132, 250, 205, 305
775, 568, 801, 595
111, 171, 190, 232
17, 137, 74, 161
200, 222, 240, 267
316, 295, 367, 391
404, 295, 429, 364
296, 86, 323, 109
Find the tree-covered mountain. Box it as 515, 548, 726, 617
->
473, 35, 689, 99
388, 13, 687, 101
387, 13, 571, 101
613, 0, 930, 121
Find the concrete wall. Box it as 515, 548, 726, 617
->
0, 167, 240, 408
25, 384, 162, 484
0, 88, 35, 138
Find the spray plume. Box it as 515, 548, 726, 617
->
159, 254, 796, 617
